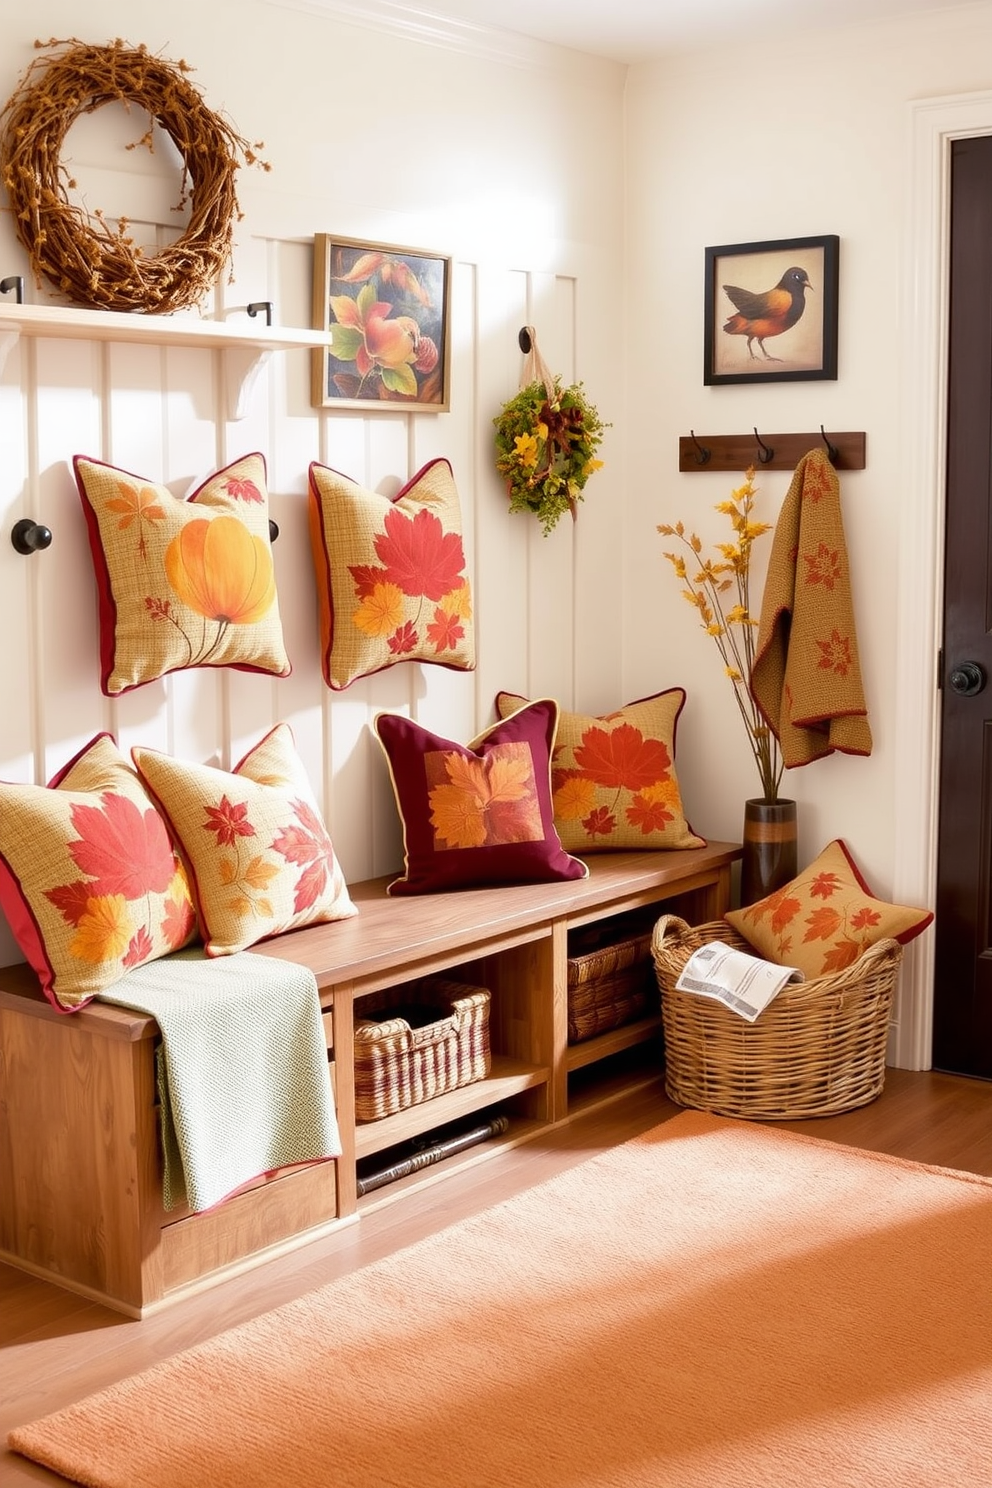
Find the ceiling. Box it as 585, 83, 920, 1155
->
387, 0, 975, 64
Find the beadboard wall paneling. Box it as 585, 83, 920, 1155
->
0, 245, 619, 964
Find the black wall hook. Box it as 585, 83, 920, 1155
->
689, 430, 711, 466
753, 427, 775, 465
0, 275, 24, 304
518, 326, 532, 353
11, 519, 52, 555
247, 301, 273, 327
821, 424, 839, 464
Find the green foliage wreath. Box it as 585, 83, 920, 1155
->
493, 377, 607, 536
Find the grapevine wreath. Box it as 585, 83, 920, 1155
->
493, 327, 607, 536
0, 37, 268, 314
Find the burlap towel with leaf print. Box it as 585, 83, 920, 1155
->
750, 447, 872, 768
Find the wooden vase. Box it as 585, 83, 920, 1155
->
740, 798, 798, 906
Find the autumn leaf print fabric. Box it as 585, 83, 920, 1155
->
495, 689, 705, 854
0, 734, 196, 1010
373, 699, 587, 895
725, 839, 932, 979
308, 457, 475, 690
74, 453, 291, 696
132, 723, 356, 956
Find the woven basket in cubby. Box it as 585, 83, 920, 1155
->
567, 930, 657, 1044
651, 916, 903, 1120
353, 977, 491, 1123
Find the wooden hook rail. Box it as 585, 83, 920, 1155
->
679, 429, 866, 473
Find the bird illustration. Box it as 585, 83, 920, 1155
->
721, 266, 812, 361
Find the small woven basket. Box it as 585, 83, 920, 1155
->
353, 977, 491, 1122
651, 916, 903, 1119
567, 931, 656, 1044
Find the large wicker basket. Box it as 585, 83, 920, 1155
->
567, 930, 656, 1044
353, 977, 491, 1123
651, 916, 903, 1119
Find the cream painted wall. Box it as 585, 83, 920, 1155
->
0, 2, 626, 968
624, 2, 992, 1060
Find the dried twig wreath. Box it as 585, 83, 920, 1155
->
0, 37, 269, 315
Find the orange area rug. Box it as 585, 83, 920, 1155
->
9, 1111, 992, 1487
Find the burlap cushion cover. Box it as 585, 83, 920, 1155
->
0, 734, 196, 1011
133, 724, 356, 956
308, 457, 475, 690
75, 452, 291, 696
725, 838, 933, 978
495, 689, 704, 854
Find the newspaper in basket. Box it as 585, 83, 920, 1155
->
675, 941, 804, 1023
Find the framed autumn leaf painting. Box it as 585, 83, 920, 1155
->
311, 233, 451, 411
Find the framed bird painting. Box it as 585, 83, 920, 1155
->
703, 234, 839, 385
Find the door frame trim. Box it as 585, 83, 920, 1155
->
895, 92, 992, 1068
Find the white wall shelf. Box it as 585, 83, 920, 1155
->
0, 301, 330, 420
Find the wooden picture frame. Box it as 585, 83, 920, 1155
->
311, 234, 451, 411
704, 234, 839, 386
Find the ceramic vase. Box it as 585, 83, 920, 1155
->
740, 798, 798, 906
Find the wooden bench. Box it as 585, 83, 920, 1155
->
0, 842, 739, 1316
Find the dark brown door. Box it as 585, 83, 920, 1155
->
933, 134, 992, 1078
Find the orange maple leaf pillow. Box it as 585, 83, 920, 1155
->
495, 689, 704, 853
724, 839, 933, 979
373, 699, 587, 895
0, 734, 196, 1011
308, 457, 475, 690
132, 724, 356, 956
74, 452, 291, 696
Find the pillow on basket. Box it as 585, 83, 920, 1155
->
132, 723, 356, 956
495, 688, 704, 853
724, 838, 934, 979
373, 698, 588, 895
0, 734, 196, 1011
74, 452, 291, 696
308, 457, 475, 690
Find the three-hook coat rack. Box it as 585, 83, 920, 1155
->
678, 428, 866, 473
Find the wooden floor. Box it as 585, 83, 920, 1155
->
3, 1065, 992, 1484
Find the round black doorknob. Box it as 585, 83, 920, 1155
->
949, 660, 986, 696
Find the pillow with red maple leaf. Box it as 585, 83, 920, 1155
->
74, 452, 291, 696
0, 733, 197, 1011
724, 838, 933, 979
372, 698, 588, 895
132, 723, 356, 956
494, 689, 705, 853
308, 457, 475, 690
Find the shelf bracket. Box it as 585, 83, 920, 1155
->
0, 327, 20, 379
222, 346, 273, 421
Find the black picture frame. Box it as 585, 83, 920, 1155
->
703, 234, 839, 386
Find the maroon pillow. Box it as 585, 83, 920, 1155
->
373, 699, 588, 895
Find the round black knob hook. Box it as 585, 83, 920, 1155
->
948, 660, 986, 696
11, 518, 52, 555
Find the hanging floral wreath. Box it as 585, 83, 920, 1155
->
494, 369, 607, 537
0, 37, 268, 315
